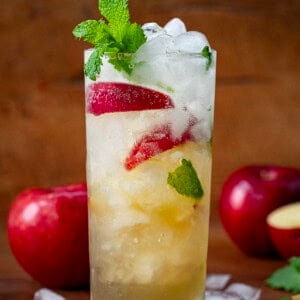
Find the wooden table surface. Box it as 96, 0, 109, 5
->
0, 0, 299, 299
0, 217, 292, 300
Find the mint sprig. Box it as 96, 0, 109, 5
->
167, 159, 204, 200
266, 256, 300, 293
73, 0, 146, 80
202, 46, 212, 71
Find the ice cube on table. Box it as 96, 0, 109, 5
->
206, 274, 232, 290
205, 290, 242, 300
142, 22, 165, 40
174, 31, 210, 53
164, 18, 187, 36
34, 288, 65, 300
225, 283, 261, 300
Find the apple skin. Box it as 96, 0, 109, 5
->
219, 165, 300, 256
268, 226, 300, 259
267, 202, 300, 259
7, 183, 89, 289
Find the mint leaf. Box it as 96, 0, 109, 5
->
266, 265, 300, 293
290, 256, 300, 272
266, 257, 300, 293
72, 20, 109, 44
73, 0, 146, 80
98, 0, 129, 28
123, 23, 146, 53
202, 46, 212, 70
167, 159, 203, 200
99, 0, 129, 43
108, 53, 133, 74
84, 49, 103, 81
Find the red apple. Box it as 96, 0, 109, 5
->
267, 202, 300, 259
7, 183, 89, 288
219, 165, 300, 256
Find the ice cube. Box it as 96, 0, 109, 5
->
34, 288, 65, 300
169, 109, 191, 140
134, 34, 174, 62
170, 150, 184, 162
142, 22, 165, 40
225, 283, 261, 300
132, 252, 161, 284
205, 291, 242, 300
206, 274, 232, 290
164, 18, 187, 37
174, 31, 210, 53
110, 208, 150, 230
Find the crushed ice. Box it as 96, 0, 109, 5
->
34, 288, 65, 300
132, 17, 215, 137
140, 17, 210, 56
205, 274, 261, 300
174, 31, 210, 53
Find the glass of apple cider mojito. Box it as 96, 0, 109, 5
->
74, 1, 216, 299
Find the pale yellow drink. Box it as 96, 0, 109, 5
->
87, 140, 211, 299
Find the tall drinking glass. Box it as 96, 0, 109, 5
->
85, 44, 216, 299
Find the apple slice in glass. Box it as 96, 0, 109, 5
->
86, 82, 174, 115
124, 115, 197, 170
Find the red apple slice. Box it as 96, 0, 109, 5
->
125, 117, 196, 170
86, 82, 174, 115
267, 202, 300, 259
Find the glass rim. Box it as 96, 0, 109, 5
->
84, 48, 217, 58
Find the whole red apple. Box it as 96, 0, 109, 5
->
7, 183, 89, 288
267, 202, 300, 259
219, 165, 300, 256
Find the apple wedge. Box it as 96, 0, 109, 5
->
267, 202, 300, 259
86, 82, 174, 115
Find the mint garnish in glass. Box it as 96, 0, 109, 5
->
72, 0, 146, 80
167, 159, 204, 200
201, 45, 212, 70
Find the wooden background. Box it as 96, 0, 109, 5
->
0, 0, 299, 299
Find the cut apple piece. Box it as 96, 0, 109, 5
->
86, 82, 174, 115
267, 202, 300, 259
219, 165, 300, 257
125, 117, 196, 170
